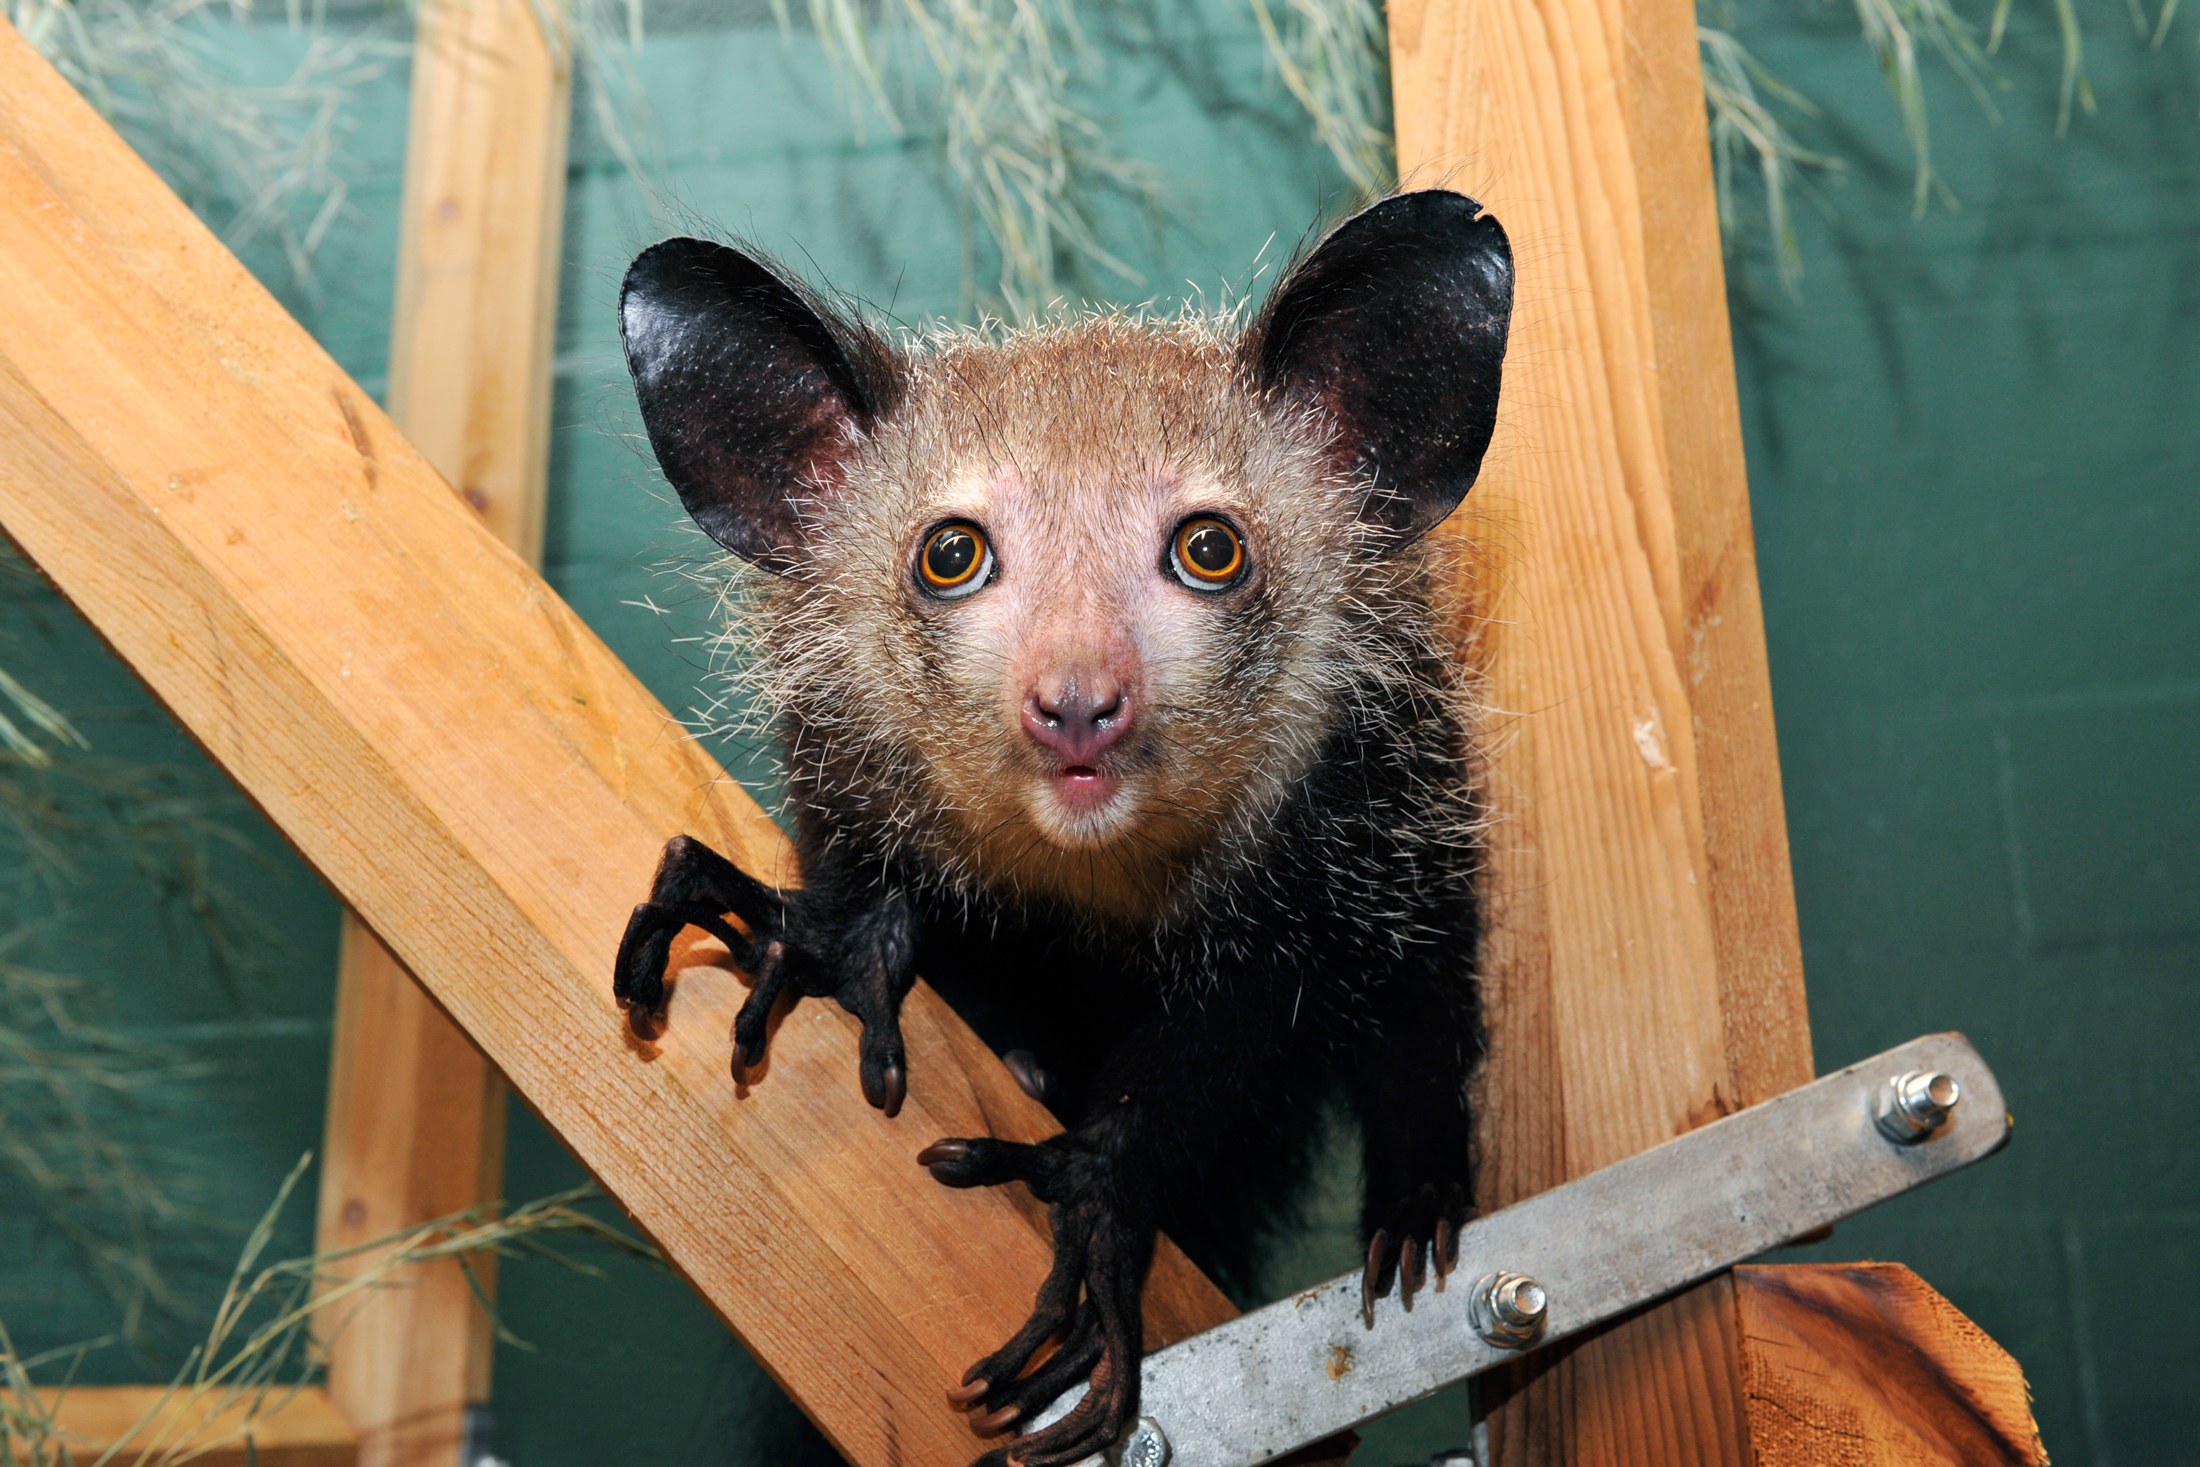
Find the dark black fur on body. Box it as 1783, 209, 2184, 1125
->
614, 192, 1513, 1467
811, 623, 1483, 1291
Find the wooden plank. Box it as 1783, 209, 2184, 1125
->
36, 1385, 356, 1467
316, 927, 509, 1465
380, 0, 568, 563
1735, 1264, 2048, 1466
1389, 0, 1815, 1460
312, 2, 572, 1461
0, 26, 1234, 1467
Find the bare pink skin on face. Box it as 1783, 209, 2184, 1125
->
792, 318, 1360, 922
1022, 656, 1134, 811
927, 459, 1224, 847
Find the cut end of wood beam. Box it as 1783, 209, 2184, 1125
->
1736, 1263, 2049, 1467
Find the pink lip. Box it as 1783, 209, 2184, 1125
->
1051, 765, 1120, 814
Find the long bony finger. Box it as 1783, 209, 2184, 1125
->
730, 939, 792, 1081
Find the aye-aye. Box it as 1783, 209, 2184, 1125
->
613, 189, 1513, 1467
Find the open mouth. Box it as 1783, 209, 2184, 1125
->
1049, 764, 1121, 815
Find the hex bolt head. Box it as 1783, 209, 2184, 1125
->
1469, 1270, 1549, 1349
1874, 1068, 1962, 1143
1120, 1416, 1171, 1467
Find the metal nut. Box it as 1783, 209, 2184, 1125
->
1119, 1416, 1171, 1467
1874, 1068, 1961, 1143
1469, 1270, 1548, 1349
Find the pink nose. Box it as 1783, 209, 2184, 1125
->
1023, 671, 1132, 764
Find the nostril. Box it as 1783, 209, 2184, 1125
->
1023, 676, 1134, 760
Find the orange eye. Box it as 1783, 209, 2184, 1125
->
1171, 516, 1246, 589
918, 521, 992, 597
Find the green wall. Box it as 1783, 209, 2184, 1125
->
1, 3, 2193, 1464
1735, 6, 2200, 1462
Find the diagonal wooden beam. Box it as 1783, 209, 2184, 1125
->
1390, 0, 1816, 1461
0, 25, 1233, 1467
313, 3, 573, 1462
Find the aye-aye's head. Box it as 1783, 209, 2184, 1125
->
621, 191, 1513, 922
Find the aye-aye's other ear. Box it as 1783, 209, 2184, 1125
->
621, 238, 902, 571
1250, 190, 1514, 543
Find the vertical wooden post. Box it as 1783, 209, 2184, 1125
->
1389, 0, 1815, 1462
313, 2, 571, 1462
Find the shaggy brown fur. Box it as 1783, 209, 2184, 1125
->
741, 316, 1470, 930
613, 190, 1513, 1467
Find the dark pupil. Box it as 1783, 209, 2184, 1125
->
928, 528, 978, 582
1185, 524, 1236, 574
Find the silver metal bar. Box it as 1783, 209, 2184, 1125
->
1038, 1031, 2009, 1467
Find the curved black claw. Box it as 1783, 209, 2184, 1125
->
826, 904, 919, 1116
724, 940, 914, 1114
613, 900, 676, 1037
856, 1007, 909, 1118
959, 1203, 1148, 1467
1361, 1231, 1388, 1330
949, 1204, 1088, 1407
917, 1137, 1051, 1191
613, 834, 782, 1039
968, 1287, 1138, 1467
730, 939, 795, 1082
616, 838, 922, 1114
1361, 1181, 1470, 1326
928, 1140, 1151, 1467
973, 1312, 1104, 1425
730, 943, 912, 1113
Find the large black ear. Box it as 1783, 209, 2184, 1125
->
1249, 191, 1513, 543
620, 238, 902, 571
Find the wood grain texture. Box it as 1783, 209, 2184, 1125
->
317, 927, 509, 1465
380, 0, 570, 563
0, 27, 1232, 1467
1390, 0, 1814, 1460
312, 3, 571, 1460
1735, 1264, 2048, 1467
36, 1385, 357, 1467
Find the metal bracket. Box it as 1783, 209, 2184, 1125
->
1036, 1031, 2009, 1467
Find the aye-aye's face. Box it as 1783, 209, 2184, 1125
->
804, 326, 1365, 897
620, 191, 1514, 914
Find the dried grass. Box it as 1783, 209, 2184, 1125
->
1701, 24, 1843, 292
11, 0, 397, 288
789, 0, 1166, 318
0, 554, 277, 1339
1247, 0, 1392, 196
0, 0, 665, 1370
551, 0, 665, 202
0, 1158, 657, 1466
0, 953, 193, 1345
